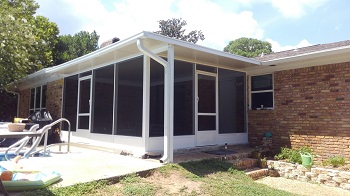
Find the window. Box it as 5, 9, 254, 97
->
92, 64, 114, 134
149, 59, 194, 137
29, 85, 47, 114
116, 57, 143, 137
250, 74, 273, 110
218, 68, 246, 133
62, 75, 78, 131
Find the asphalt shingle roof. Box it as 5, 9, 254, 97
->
255, 40, 350, 61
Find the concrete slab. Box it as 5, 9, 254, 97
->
0, 146, 162, 187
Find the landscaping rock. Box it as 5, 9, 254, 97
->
340, 183, 350, 190
267, 160, 350, 192
339, 171, 350, 179
324, 181, 339, 187
318, 174, 331, 181
333, 177, 346, 183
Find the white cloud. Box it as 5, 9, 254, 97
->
269, 0, 329, 19
58, 0, 176, 45
175, 0, 264, 50
36, 0, 264, 50
266, 38, 312, 52
229, 0, 329, 19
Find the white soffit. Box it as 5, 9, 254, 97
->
16, 31, 262, 89
142, 32, 261, 70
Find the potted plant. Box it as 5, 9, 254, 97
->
251, 150, 262, 159
259, 157, 267, 168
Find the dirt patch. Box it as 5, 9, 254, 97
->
143, 170, 207, 195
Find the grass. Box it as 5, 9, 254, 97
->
18, 159, 296, 196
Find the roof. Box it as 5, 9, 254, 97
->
14, 31, 261, 90
12, 32, 350, 90
255, 40, 350, 62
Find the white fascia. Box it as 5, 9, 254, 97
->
46, 32, 147, 74
261, 45, 350, 66
142, 32, 262, 65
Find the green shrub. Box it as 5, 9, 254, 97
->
322, 156, 346, 167
274, 146, 314, 164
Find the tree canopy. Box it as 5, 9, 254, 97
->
0, 0, 100, 87
53, 31, 100, 65
155, 18, 205, 44
0, 0, 59, 87
224, 37, 273, 58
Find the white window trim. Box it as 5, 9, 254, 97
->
249, 73, 274, 110
29, 85, 47, 113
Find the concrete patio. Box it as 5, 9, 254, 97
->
0, 136, 256, 196
0, 145, 163, 188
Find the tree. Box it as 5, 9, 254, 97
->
224, 37, 273, 58
0, 0, 59, 87
155, 18, 205, 44
53, 31, 100, 65
32, 15, 59, 69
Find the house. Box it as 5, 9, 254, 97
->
248, 40, 350, 160
10, 31, 350, 162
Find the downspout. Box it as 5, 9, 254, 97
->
137, 39, 173, 163
4, 88, 20, 118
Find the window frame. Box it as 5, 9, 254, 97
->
250, 74, 274, 110
29, 85, 47, 114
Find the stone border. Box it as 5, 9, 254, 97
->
268, 160, 350, 190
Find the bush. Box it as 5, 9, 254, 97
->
274, 146, 314, 164
322, 156, 346, 167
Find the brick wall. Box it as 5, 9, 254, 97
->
18, 89, 30, 118
46, 79, 63, 120
248, 61, 350, 160
18, 79, 63, 120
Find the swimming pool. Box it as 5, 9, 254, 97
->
0, 153, 22, 161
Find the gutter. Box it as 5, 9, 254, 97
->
47, 32, 145, 74
136, 39, 173, 163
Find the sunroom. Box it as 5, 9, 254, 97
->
17, 32, 261, 162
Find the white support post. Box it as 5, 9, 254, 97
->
142, 55, 151, 153
167, 44, 174, 162
136, 39, 174, 163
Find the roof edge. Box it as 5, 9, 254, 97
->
142, 31, 262, 65
261, 45, 350, 65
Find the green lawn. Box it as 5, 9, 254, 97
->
19, 159, 297, 196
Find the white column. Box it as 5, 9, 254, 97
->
167, 44, 174, 162
142, 55, 150, 154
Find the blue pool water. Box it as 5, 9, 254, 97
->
0, 153, 23, 161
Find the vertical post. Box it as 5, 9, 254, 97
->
163, 56, 170, 162
136, 39, 172, 163
167, 44, 174, 162
142, 55, 151, 153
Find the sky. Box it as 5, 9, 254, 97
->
35, 0, 350, 52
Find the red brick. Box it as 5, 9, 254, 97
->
249, 61, 350, 160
